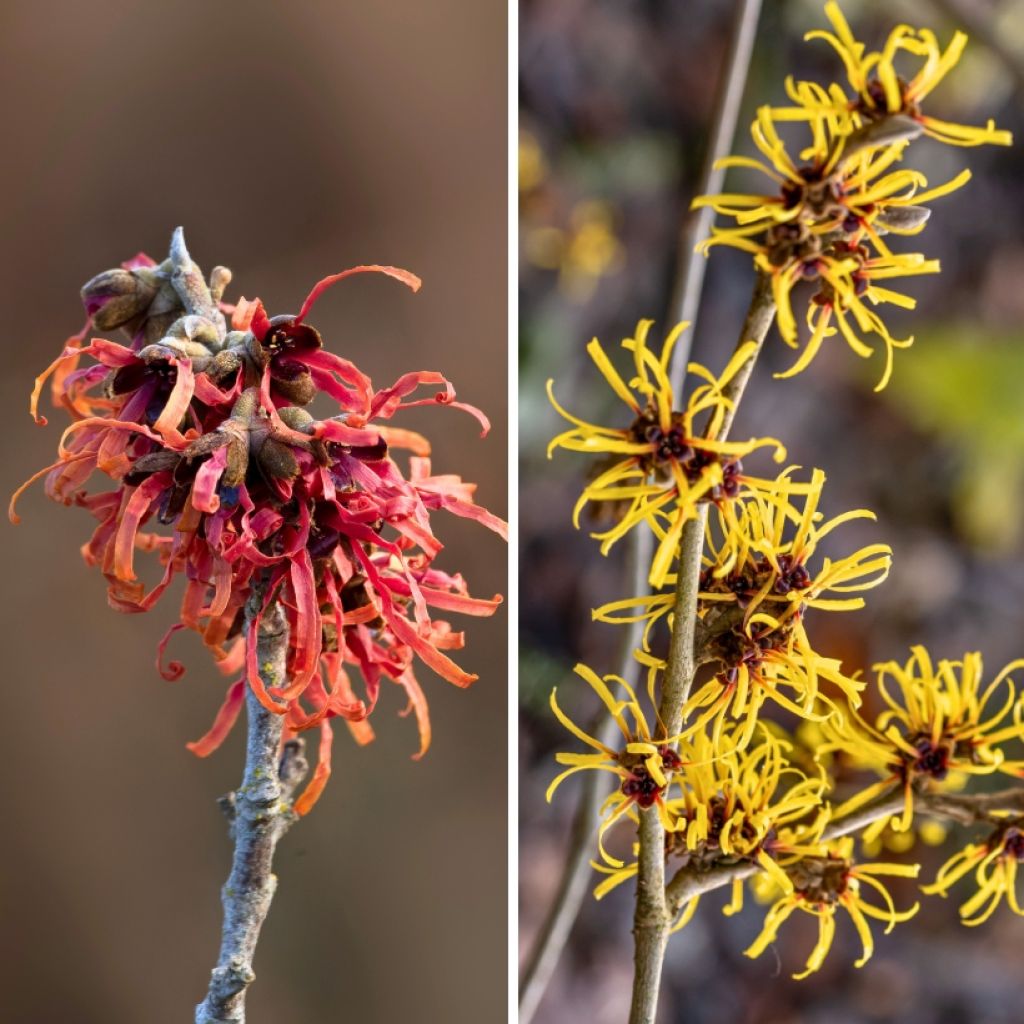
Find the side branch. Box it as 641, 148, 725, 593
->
664, 785, 1024, 915
195, 600, 308, 1024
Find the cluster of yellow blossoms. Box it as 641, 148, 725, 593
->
544, 5, 1022, 980
694, 2, 1010, 391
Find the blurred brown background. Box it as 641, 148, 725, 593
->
0, 2, 507, 1022
520, 1, 1024, 1022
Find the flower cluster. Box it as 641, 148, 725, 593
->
15, 232, 505, 813
694, 6, 1011, 389
548, 319, 792, 586
823, 649, 1024, 834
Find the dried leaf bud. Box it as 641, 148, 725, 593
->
81, 267, 161, 330
165, 314, 221, 350
256, 437, 301, 480
271, 361, 318, 406
840, 114, 923, 162
209, 265, 233, 303
874, 204, 932, 233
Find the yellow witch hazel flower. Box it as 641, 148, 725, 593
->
774, 237, 939, 391
692, 1, 1011, 390
547, 319, 790, 586
594, 469, 886, 746
823, 648, 1024, 835
595, 467, 890, 632
790, 2, 1013, 149
923, 821, 1024, 925
693, 105, 966, 242
697, 469, 892, 624
667, 727, 827, 876
695, 106, 955, 390
744, 837, 920, 978
591, 726, 828, 928
546, 664, 689, 860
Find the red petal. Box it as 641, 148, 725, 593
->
157, 624, 187, 680
293, 720, 334, 816
193, 445, 229, 514
121, 252, 155, 270
295, 265, 422, 326
153, 358, 196, 445
186, 680, 246, 757
112, 474, 170, 581
397, 669, 432, 759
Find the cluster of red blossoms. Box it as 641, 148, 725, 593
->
12, 230, 505, 814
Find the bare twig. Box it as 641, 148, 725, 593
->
627, 5, 768, 1018
519, 529, 653, 1023
194, 596, 307, 1024
667, 0, 764, 380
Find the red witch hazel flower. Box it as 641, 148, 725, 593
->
13, 228, 506, 815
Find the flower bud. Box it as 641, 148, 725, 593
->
81, 267, 162, 330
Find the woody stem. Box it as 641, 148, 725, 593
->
194, 597, 308, 1024
630, 277, 777, 1024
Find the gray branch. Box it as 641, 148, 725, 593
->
195, 598, 307, 1024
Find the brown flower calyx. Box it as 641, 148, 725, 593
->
781, 164, 846, 222
618, 746, 683, 809
700, 552, 812, 609
628, 407, 742, 498
787, 852, 851, 905
126, 389, 330, 510
709, 621, 795, 684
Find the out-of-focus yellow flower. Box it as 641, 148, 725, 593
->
547, 320, 790, 586
524, 200, 625, 301
862, 816, 949, 858
547, 663, 687, 863
789, 3, 1013, 148
823, 648, 1024, 834
923, 822, 1024, 925
519, 128, 549, 192
744, 837, 920, 978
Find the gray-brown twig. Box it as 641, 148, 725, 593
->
629, 268, 777, 1024
194, 596, 308, 1024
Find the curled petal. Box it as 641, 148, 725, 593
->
186, 680, 247, 757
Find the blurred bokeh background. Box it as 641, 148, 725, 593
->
519, 1, 1024, 1021
0, 3, 506, 1022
